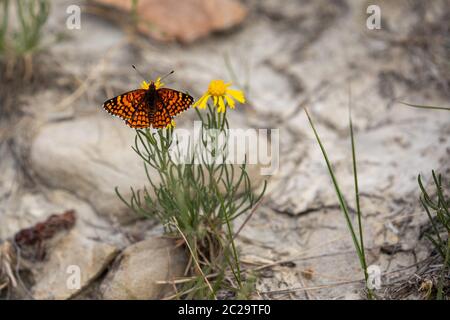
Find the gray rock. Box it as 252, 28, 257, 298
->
0, 189, 118, 242
30, 115, 150, 222
100, 237, 187, 300
32, 231, 119, 300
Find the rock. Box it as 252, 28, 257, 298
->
95, 0, 247, 43
32, 230, 119, 300
0, 189, 120, 242
30, 115, 150, 222
99, 237, 187, 299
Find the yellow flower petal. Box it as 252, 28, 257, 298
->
217, 96, 226, 113
226, 89, 245, 103
157, 77, 166, 89
141, 78, 165, 90
141, 80, 150, 89
224, 94, 236, 109
213, 95, 218, 107
192, 94, 202, 107
193, 93, 210, 109
166, 119, 176, 128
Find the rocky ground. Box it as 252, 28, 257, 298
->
0, 0, 449, 299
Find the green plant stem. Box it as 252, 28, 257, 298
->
131, 0, 139, 26
437, 234, 450, 300
224, 209, 242, 287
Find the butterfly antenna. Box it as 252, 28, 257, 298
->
132, 65, 148, 82
160, 70, 175, 81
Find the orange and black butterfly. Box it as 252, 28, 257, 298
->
103, 72, 193, 129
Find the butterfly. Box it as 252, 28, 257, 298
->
103, 81, 194, 129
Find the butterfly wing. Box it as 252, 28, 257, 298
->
156, 88, 194, 118
126, 108, 153, 128
151, 97, 172, 129
103, 89, 146, 121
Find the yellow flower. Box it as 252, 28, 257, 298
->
141, 77, 164, 90
166, 119, 176, 129
193, 79, 245, 113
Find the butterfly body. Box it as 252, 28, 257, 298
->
103, 81, 193, 129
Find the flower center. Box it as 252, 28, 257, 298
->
208, 80, 227, 96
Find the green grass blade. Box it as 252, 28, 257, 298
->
349, 104, 369, 283
304, 108, 363, 262
400, 102, 450, 111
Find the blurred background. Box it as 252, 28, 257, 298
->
0, 0, 449, 299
